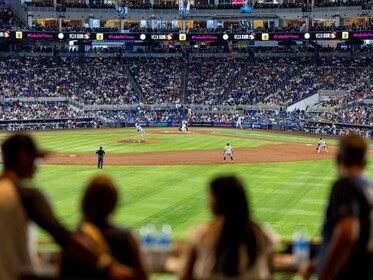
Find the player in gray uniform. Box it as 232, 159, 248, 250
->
317, 138, 328, 154
135, 123, 147, 139
223, 143, 234, 163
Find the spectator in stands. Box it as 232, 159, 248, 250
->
60, 174, 148, 280
0, 134, 133, 280
301, 134, 373, 280
180, 175, 274, 280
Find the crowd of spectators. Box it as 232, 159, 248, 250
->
253, 1, 304, 9
128, 57, 182, 104
4, 8, 373, 35
315, 0, 362, 7
2, 55, 373, 109
0, 100, 371, 139
0, 101, 100, 131
23, 1, 361, 10
0, 9, 25, 30
0, 101, 92, 121
0, 57, 137, 105
223, 56, 373, 106
187, 58, 242, 104
24, 0, 54, 7
0, 55, 372, 137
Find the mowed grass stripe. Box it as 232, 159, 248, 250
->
0, 129, 370, 241
248, 161, 333, 237
3, 128, 279, 155
34, 162, 329, 239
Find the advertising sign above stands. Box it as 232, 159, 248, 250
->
0, 30, 371, 42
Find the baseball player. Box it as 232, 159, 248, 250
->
317, 138, 328, 154
181, 120, 188, 132
223, 143, 234, 163
96, 146, 105, 169
135, 123, 147, 139
235, 115, 243, 129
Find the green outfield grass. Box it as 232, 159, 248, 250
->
3, 127, 365, 239
1, 128, 370, 280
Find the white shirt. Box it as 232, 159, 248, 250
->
319, 140, 326, 147
224, 145, 233, 154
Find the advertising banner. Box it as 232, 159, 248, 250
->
213, 122, 234, 128
3, 31, 372, 42
190, 122, 214, 127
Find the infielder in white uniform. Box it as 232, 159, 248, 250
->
317, 138, 328, 153
181, 120, 188, 132
223, 143, 234, 163
135, 123, 147, 139
236, 115, 243, 129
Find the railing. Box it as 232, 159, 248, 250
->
29, 238, 320, 279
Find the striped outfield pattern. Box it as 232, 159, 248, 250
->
1, 128, 372, 279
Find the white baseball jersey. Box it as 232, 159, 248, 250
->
224, 145, 233, 156
319, 139, 326, 147
136, 125, 144, 133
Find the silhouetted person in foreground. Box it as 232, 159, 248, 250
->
60, 175, 148, 280
181, 175, 274, 280
0, 133, 133, 279
301, 134, 373, 280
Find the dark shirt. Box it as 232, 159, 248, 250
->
96, 149, 105, 157
60, 222, 139, 279
317, 175, 373, 280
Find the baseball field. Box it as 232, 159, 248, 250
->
3, 127, 372, 279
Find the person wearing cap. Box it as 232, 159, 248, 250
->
0, 133, 134, 280
96, 146, 106, 169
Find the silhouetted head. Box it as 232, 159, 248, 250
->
210, 176, 259, 275
209, 176, 249, 221
2, 134, 46, 179
82, 175, 118, 224
337, 134, 368, 168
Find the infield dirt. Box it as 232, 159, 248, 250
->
43, 130, 337, 166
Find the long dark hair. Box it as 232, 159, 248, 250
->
211, 176, 259, 276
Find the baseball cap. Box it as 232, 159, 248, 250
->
2, 134, 47, 159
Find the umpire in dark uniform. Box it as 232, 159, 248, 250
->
96, 146, 105, 169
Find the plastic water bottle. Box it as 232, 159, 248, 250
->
139, 224, 157, 270
157, 224, 172, 251
292, 226, 310, 267
156, 224, 172, 272
140, 224, 157, 249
